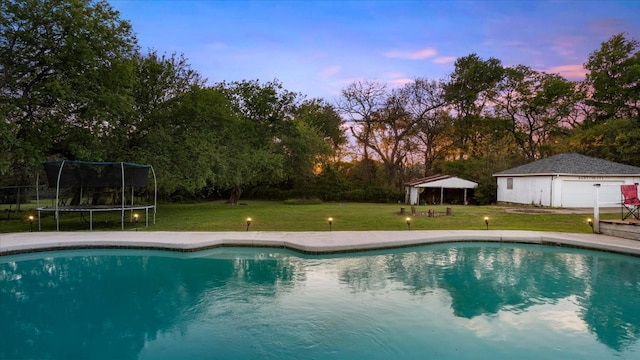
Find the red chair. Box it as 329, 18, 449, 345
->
621, 184, 640, 220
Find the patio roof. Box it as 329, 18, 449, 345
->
405, 174, 478, 189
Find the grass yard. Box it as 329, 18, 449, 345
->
0, 200, 621, 233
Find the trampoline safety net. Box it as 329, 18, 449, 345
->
43, 161, 151, 189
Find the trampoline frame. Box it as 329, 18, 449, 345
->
36, 160, 157, 231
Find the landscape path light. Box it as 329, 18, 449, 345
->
484, 216, 489, 230
406, 217, 411, 230
587, 218, 594, 232
246, 218, 252, 231
28, 215, 34, 232
134, 213, 139, 231
328, 217, 333, 231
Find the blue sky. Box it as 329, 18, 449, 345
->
111, 0, 640, 102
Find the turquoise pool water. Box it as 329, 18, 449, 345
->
1, 242, 639, 359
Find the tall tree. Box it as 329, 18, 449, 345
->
135, 87, 235, 195
288, 99, 345, 183
583, 33, 640, 123
337, 80, 388, 185
215, 79, 300, 204
281, 118, 333, 186
363, 90, 416, 187
400, 78, 450, 176
0, 0, 137, 179
338, 80, 442, 187
293, 99, 346, 151
116, 51, 206, 160
494, 65, 578, 160
444, 54, 505, 158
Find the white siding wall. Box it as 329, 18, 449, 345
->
497, 177, 552, 206
497, 175, 640, 207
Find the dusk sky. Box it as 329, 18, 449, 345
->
111, 0, 640, 101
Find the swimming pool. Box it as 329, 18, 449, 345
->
1, 242, 639, 359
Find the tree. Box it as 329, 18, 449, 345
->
215, 79, 300, 204
115, 51, 206, 160
583, 33, 640, 123
337, 80, 388, 185
400, 78, 450, 176
293, 99, 346, 151
286, 100, 344, 186
280, 119, 332, 186
494, 65, 578, 160
338, 80, 433, 187
136, 87, 231, 195
444, 54, 505, 158
364, 90, 416, 187
0, 0, 137, 180
556, 118, 640, 167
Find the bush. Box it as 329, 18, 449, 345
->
474, 178, 497, 205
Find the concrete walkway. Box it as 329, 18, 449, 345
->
2, 230, 640, 257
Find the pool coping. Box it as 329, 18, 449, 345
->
2, 230, 640, 257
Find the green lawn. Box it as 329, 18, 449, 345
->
0, 200, 621, 233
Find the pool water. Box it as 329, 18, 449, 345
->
1, 242, 639, 359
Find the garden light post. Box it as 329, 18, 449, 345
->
134, 213, 139, 231
406, 217, 411, 230
246, 218, 252, 231
328, 217, 333, 231
587, 218, 594, 232
484, 217, 489, 230
29, 215, 34, 232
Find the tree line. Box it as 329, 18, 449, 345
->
1, 0, 639, 205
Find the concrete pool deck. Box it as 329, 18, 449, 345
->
1, 230, 640, 257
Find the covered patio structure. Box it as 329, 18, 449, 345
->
405, 174, 478, 205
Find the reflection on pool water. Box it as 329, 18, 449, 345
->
1, 242, 639, 359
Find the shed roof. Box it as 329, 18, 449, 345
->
494, 153, 640, 177
406, 174, 478, 189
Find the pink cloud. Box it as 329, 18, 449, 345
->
384, 71, 405, 78
388, 78, 413, 87
321, 65, 341, 76
544, 64, 588, 80
551, 36, 586, 57
433, 56, 456, 64
382, 72, 412, 88
384, 48, 437, 59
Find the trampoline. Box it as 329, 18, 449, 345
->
36, 160, 157, 231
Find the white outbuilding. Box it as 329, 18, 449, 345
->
493, 153, 640, 208
405, 174, 478, 205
